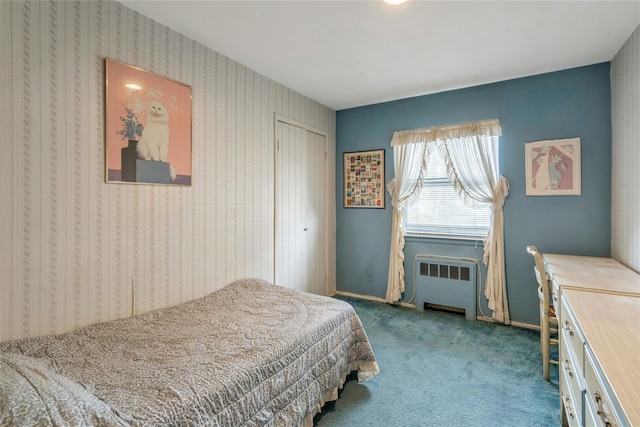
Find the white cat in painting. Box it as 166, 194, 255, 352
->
136, 101, 176, 181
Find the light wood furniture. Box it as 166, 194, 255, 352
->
560, 290, 640, 427
544, 253, 640, 304
527, 246, 559, 381
543, 254, 640, 427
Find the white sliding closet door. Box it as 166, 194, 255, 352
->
275, 117, 327, 295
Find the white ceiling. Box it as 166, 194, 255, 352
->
119, 1, 640, 111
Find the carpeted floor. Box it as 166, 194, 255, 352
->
314, 296, 560, 427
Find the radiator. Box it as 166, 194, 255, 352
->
414, 255, 477, 321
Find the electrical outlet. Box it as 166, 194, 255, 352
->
367, 270, 373, 281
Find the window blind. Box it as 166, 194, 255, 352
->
404, 151, 491, 238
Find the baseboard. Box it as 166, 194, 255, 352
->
333, 291, 540, 331
332, 291, 416, 309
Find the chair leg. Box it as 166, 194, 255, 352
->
541, 312, 550, 382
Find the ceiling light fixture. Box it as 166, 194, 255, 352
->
125, 83, 142, 90
383, 0, 408, 5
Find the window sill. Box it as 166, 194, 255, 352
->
404, 233, 485, 247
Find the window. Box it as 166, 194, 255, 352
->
404, 151, 491, 238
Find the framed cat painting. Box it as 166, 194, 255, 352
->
105, 58, 192, 185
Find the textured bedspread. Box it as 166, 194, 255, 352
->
0, 278, 379, 426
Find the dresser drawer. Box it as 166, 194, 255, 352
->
560, 335, 584, 425
561, 296, 585, 375
560, 366, 582, 427
584, 349, 622, 427
584, 393, 600, 427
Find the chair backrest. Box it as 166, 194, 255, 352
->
526, 245, 552, 308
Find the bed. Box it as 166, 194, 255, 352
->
0, 278, 379, 426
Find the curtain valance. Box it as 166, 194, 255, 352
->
390, 119, 502, 147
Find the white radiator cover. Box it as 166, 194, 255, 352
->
414, 255, 477, 321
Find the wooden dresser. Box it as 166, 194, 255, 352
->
544, 254, 640, 427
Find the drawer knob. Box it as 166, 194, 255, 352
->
563, 320, 574, 337
563, 356, 574, 377
594, 391, 612, 427
562, 391, 575, 419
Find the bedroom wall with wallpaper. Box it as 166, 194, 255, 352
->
0, 0, 336, 342
611, 24, 640, 272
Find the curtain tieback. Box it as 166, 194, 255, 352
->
491, 176, 510, 210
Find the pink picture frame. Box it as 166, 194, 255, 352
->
105, 58, 192, 185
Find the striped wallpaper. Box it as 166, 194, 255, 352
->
611, 24, 640, 272
0, 0, 336, 342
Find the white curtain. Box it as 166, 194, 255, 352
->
386, 119, 511, 323
385, 142, 430, 302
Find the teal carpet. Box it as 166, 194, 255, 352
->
314, 296, 560, 427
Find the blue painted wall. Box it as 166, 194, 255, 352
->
335, 63, 612, 326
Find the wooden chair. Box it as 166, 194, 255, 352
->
526, 245, 559, 381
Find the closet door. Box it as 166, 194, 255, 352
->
275, 117, 327, 295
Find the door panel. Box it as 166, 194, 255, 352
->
305, 130, 327, 295
275, 120, 326, 295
